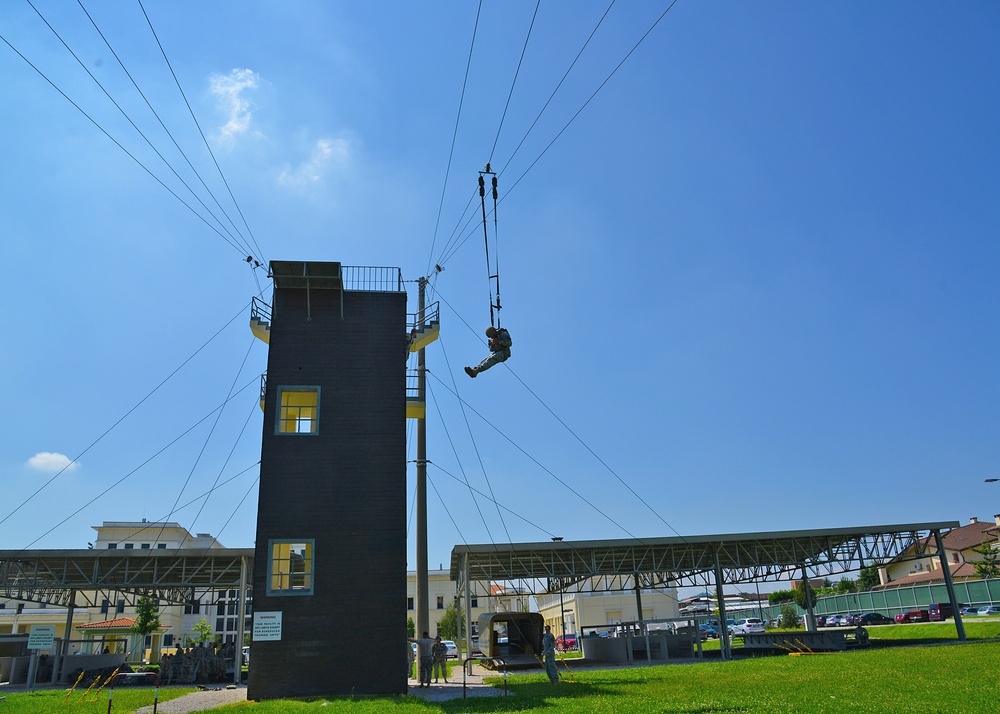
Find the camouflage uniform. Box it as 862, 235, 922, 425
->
474, 328, 512, 373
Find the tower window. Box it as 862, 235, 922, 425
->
267, 540, 315, 596
276, 387, 320, 434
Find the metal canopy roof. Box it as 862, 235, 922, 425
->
450, 522, 959, 593
0, 548, 254, 608
269, 260, 343, 289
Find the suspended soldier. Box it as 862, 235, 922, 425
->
465, 325, 512, 377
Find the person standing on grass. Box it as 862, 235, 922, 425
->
432, 636, 449, 683
408, 632, 435, 687
542, 625, 559, 684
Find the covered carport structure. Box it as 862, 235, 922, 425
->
451, 521, 962, 660
0, 548, 253, 684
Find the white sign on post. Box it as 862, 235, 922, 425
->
253, 611, 282, 641
27, 625, 56, 650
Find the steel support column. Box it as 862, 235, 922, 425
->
933, 529, 966, 641
714, 550, 730, 661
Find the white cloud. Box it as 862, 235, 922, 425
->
27, 452, 78, 473
210, 68, 261, 140
277, 137, 353, 187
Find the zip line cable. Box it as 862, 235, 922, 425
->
434, 336, 514, 545
427, 370, 639, 541
0, 32, 254, 259
500, 0, 680, 201
76, 0, 261, 263
431, 337, 538, 585
22, 1, 259, 262
487, 0, 541, 164
424, 0, 483, 278
428, 338, 497, 545
497, 0, 617, 178
433, 287, 684, 539
138, 0, 267, 268
429, 463, 558, 540
186, 345, 261, 536
426, 472, 468, 547
93, 460, 260, 549
434, 0, 677, 270
0, 300, 252, 528
427, 375, 499, 545
14, 379, 259, 555
435, 0, 615, 270
153, 335, 258, 547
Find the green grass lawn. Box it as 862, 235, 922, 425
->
39, 640, 991, 713
5, 638, 996, 712
0, 686, 195, 714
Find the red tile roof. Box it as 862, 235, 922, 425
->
942, 521, 999, 551
874, 561, 978, 589
76, 617, 137, 630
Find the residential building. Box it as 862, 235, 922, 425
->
877, 515, 1000, 588
535, 578, 679, 635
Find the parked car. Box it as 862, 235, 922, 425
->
902, 609, 929, 623
959, 607, 979, 616
555, 633, 578, 651
824, 615, 841, 627
894, 612, 908, 624
442, 640, 459, 658
845, 613, 862, 625
977, 605, 1000, 616
858, 613, 894, 626
698, 623, 719, 639
730, 618, 766, 635
928, 603, 963, 621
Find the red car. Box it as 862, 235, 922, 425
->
899, 609, 929, 623
555, 633, 578, 651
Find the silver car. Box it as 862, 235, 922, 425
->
730, 617, 766, 635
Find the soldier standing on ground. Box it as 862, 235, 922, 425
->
432, 636, 449, 683
542, 625, 559, 684
408, 632, 435, 688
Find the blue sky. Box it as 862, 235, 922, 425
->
2, 2, 998, 578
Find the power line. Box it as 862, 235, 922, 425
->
185, 342, 261, 536
434, 287, 684, 539
427, 370, 639, 541
429, 463, 558, 540
435, 0, 678, 269
0, 31, 253, 257
0, 299, 252, 527
487, 0, 542, 164
424, 0, 484, 278
14, 379, 259, 554
76, 0, 260, 261
21, 0, 257, 260
138, 0, 267, 267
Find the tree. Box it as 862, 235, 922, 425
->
779, 604, 801, 629
768, 590, 795, 605
191, 617, 215, 645
835, 577, 857, 594
131, 595, 161, 638
406, 616, 415, 638
791, 582, 816, 611
437, 602, 459, 641
857, 566, 880, 591
973, 542, 1000, 580
130, 595, 161, 659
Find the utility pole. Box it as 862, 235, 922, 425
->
415, 277, 429, 639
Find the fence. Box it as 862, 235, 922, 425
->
759, 577, 1000, 620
